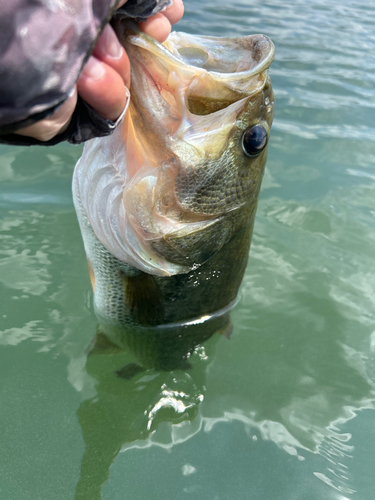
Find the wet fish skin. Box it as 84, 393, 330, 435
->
73, 22, 275, 328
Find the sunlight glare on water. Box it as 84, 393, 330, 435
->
0, 1, 375, 499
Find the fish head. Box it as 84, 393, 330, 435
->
74, 23, 275, 276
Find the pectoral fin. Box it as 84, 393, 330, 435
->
121, 272, 164, 326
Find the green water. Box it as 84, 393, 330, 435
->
1, 1, 375, 498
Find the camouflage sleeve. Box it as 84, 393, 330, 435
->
116, 0, 172, 21
0, 0, 172, 146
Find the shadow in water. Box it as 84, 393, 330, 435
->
74, 314, 230, 500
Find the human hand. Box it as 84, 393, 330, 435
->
15, 0, 184, 142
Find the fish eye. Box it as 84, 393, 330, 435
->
242, 125, 268, 157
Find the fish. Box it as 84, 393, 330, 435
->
72, 21, 275, 356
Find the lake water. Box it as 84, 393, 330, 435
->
1, 0, 375, 499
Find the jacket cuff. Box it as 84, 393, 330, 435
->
0, 92, 129, 147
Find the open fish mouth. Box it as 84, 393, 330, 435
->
126, 26, 275, 115
73, 22, 275, 276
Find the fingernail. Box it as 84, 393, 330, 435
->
82, 56, 105, 80
101, 25, 123, 59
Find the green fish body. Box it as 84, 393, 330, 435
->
73, 22, 275, 363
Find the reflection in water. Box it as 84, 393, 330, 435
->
74, 315, 229, 500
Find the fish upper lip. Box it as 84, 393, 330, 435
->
118, 19, 275, 81
207, 36, 275, 81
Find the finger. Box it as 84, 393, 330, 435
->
138, 12, 172, 43
16, 88, 78, 141
93, 24, 130, 88
77, 56, 128, 122
163, 0, 185, 25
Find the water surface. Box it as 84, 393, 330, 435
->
1, 1, 375, 499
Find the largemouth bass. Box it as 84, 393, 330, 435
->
73, 22, 275, 340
